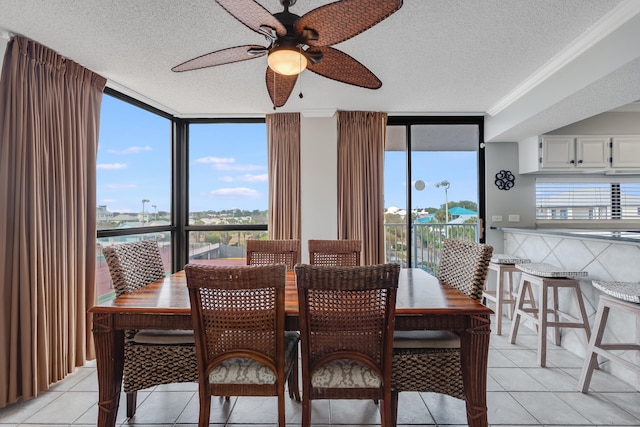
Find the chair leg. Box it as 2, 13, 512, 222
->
126, 391, 137, 418
278, 388, 286, 427
301, 394, 312, 427
552, 285, 561, 346
538, 281, 548, 367
390, 391, 399, 427
494, 270, 505, 335
380, 394, 393, 427
198, 393, 211, 427
509, 276, 528, 344
578, 303, 609, 393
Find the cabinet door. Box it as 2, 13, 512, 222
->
575, 136, 610, 168
611, 136, 640, 168
540, 136, 575, 169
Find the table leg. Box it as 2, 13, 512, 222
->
92, 312, 124, 427
459, 314, 491, 427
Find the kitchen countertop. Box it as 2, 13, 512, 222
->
494, 227, 640, 243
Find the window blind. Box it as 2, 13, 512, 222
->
535, 178, 640, 221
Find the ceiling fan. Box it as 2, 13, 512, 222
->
172, 0, 403, 108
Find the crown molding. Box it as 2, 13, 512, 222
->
487, 0, 640, 117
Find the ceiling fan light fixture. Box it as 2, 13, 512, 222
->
267, 45, 307, 76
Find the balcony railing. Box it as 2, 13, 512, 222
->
384, 222, 479, 273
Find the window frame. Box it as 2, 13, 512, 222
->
98, 90, 268, 273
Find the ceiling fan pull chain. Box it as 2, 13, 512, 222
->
298, 46, 304, 99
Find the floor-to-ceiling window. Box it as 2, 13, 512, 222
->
96, 91, 173, 302
96, 93, 268, 302
384, 117, 485, 271
185, 121, 268, 266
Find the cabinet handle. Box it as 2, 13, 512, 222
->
570, 160, 575, 164
578, 160, 583, 164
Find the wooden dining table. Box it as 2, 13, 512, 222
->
90, 267, 493, 427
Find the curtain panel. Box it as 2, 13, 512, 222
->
266, 113, 301, 245
337, 111, 388, 265
0, 36, 106, 407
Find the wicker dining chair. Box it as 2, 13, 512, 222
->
246, 239, 300, 270
308, 239, 361, 266
102, 240, 197, 418
295, 263, 400, 427
184, 264, 300, 427
391, 239, 493, 425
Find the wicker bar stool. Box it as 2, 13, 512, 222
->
509, 263, 590, 367
578, 280, 640, 392
483, 254, 531, 335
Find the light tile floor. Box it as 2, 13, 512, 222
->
0, 317, 638, 426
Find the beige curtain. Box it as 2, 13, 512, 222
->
0, 36, 106, 408
337, 111, 388, 265
266, 113, 301, 243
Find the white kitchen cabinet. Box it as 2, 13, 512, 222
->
540, 135, 609, 169
519, 135, 617, 173
611, 135, 640, 168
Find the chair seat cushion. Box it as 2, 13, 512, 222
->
393, 330, 460, 349
491, 254, 531, 264
208, 331, 300, 385
311, 359, 381, 388
516, 262, 587, 278
132, 329, 195, 344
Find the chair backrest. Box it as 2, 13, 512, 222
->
246, 239, 300, 270
437, 239, 493, 301
308, 239, 361, 266
184, 264, 287, 379
102, 240, 165, 296
295, 263, 400, 383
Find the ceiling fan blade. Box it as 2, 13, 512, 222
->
215, 0, 286, 38
266, 67, 297, 108
306, 47, 381, 89
295, 0, 402, 46
172, 45, 267, 72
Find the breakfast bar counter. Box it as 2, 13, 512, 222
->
495, 227, 640, 390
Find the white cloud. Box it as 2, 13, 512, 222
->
108, 146, 152, 154
220, 176, 234, 182
101, 199, 117, 204
210, 187, 260, 198
97, 163, 127, 170
195, 156, 265, 172
105, 183, 137, 189
196, 156, 235, 165
238, 173, 268, 182
215, 163, 265, 172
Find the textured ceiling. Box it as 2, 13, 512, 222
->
1, 0, 640, 142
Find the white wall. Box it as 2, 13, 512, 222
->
0, 37, 7, 73
484, 141, 536, 253
549, 111, 640, 135
299, 115, 338, 263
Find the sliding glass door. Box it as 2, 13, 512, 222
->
384, 117, 485, 271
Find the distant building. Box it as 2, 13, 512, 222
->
448, 206, 478, 223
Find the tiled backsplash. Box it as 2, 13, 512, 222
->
502, 230, 640, 390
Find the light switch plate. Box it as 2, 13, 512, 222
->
508, 214, 520, 222
492, 215, 503, 222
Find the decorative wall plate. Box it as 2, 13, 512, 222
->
495, 170, 515, 190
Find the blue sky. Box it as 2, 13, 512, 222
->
97, 95, 478, 214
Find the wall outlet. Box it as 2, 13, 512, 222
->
492, 215, 503, 222
508, 214, 520, 222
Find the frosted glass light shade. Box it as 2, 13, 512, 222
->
268, 47, 307, 76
